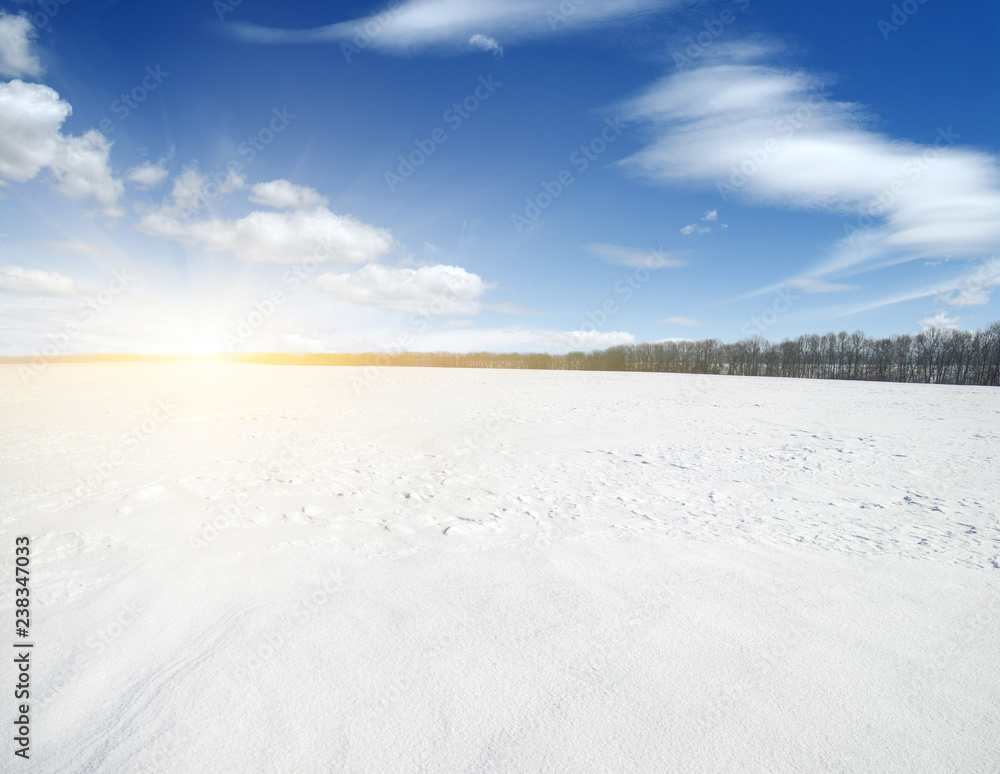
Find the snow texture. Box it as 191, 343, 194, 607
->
1, 363, 998, 772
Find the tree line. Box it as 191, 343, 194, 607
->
4, 322, 998, 385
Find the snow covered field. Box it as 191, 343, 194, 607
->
1, 362, 998, 773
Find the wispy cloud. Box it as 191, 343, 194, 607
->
658, 316, 700, 326
485, 301, 539, 316
620, 43, 1000, 286
227, 0, 676, 53
469, 34, 503, 57
0, 265, 74, 296
585, 243, 685, 268
27, 240, 110, 256
126, 161, 170, 190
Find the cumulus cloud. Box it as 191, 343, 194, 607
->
0, 265, 73, 296
228, 0, 674, 52
920, 312, 959, 329
680, 224, 710, 235
51, 131, 125, 215
138, 206, 392, 264
701, 209, 717, 221
0, 11, 43, 79
534, 330, 635, 351
314, 263, 489, 314
0, 79, 123, 215
0, 79, 69, 182
137, 170, 391, 264
126, 161, 170, 189
585, 243, 685, 268
469, 34, 503, 57
659, 316, 700, 326
620, 44, 1000, 282
249, 179, 328, 209
167, 167, 244, 211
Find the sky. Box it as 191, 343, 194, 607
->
0, 0, 998, 356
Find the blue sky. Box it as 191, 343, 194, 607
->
1, 0, 998, 355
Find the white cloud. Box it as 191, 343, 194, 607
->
126, 162, 170, 189
28, 240, 109, 256
0, 80, 123, 215
786, 277, 859, 293
0, 265, 73, 296
51, 130, 124, 215
823, 258, 1000, 319
229, 0, 674, 52
701, 209, 718, 221
249, 179, 328, 209
534, 330, 635, 351
920, 312, 959, 329
620, 45, 1000, 277
138, 205, 392, 264
0, 11, 43, 79
0, 79, 69, 182
469, 34, 503, 57
484, 301, 539, 316
314, 263, 488, 314
937, 257, 1000, 307
585, 243, 685, 268
659, 316, 700, 326
168, 167, 244, 211
680, 224, 710, 235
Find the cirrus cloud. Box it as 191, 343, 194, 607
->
228, 0, 676, 53
619, 43, 1000, 286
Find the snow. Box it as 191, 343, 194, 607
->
1, 362, 998, 773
